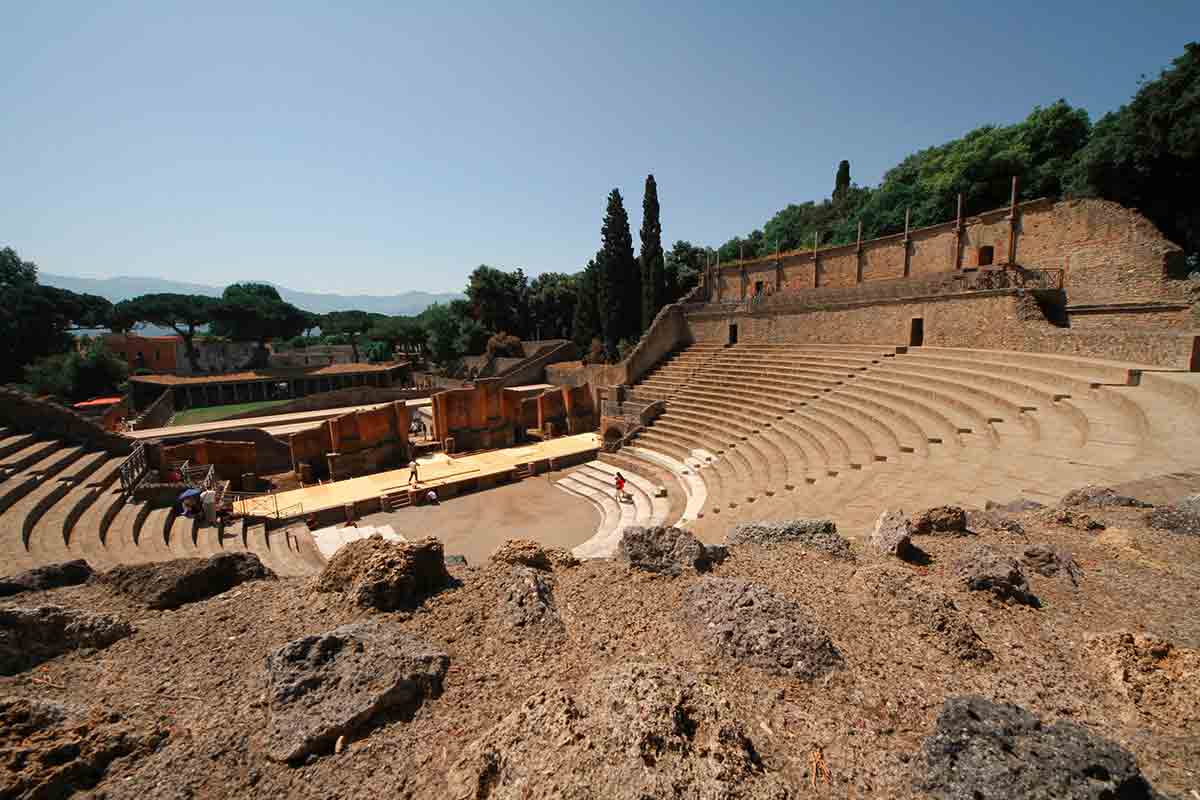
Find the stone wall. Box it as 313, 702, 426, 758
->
129, 389, 175, 431
0, 388, 133, 455
288, 401, 411, 481
161, 439, 258, 481
713, 198, 1188, 311
431, 379, 519, 452
686, 290, 1199, 368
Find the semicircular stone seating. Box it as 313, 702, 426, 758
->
0, 434, 328, 577
610, 340, 1200, 544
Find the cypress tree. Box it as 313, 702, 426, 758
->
639, 174, 665, 331
599, 188, 637, 358
833, 160, 851, 202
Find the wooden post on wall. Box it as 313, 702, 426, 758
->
775, 243, 783, 290
812, 232, 819, 288
954, 193, 964, 271
1006, 175, 1020, 267
903, 209, 911, 278
855, 221, 863, 284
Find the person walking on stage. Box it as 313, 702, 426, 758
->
408, 459, 420, 485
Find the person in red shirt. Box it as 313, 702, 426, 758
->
614, 472, 627, 503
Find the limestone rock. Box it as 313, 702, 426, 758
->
1060, 485, 1151, 509
869, 509, 914, 558
726, 519, 852, 559
703, 543, 730, 564
618, 525, 712, 575
919, 695, 1164, 799
0, 559, 94, 597
101, 553, 274, 610
954, 545, 1040, 607
489, 538, 579, 571
966, 509, 1025, 536
850, 564, 992, 662
683, 577, 841, 680
911, 505, 968, 535
1036, 507, 1106, 531
0, 605, 133, 675
313, 535, 450, 611
264, 620, 448, 762
1023, 543, 1083, 584
447, 661, 793, 799
500, 566, 560, 629
0, 698, 168, 799
1145, 494, 1200, 536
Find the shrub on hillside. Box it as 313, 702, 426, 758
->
24, 343, 128, 401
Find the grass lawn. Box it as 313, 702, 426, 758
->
169, 399, 292, 427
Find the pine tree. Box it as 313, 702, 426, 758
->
834, 160, 851, 202
599, 188, 637, 359
639, 174, 665, 331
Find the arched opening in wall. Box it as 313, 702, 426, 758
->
978, 245, 994, 267
728, 324, 738, 345
909, 318, 925, 347
603, 426, 623, 448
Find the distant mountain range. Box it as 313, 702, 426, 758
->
40, 274, 464, 317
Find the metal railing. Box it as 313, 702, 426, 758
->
224, 489, 302, 520
118, 443, 148, 493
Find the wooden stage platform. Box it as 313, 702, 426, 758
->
235, 432, 601, 519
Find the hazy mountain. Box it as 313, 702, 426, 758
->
40, 273, 464, 316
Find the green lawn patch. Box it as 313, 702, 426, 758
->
169, 399, 292, 427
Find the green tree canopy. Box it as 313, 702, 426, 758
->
571, 257, 602, 348
465, 265, 531, 338
113, 293, 217, 372
321, 310, 386, 362
209, 283, 308, 367
0, 247, 115, 382
1067, 42, 1200, 255
529, 272, 577, 340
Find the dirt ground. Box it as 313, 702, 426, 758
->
358, 473, 600, 563
2, 486, 1199, 798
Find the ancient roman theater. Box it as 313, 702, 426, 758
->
1, 196, 1197, 574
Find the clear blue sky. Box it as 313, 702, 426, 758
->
4, 1, 1196, 294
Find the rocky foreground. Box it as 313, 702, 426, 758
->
2, 485, 1199, 798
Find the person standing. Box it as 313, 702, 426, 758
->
408, 459, 420, 485
614, 472, 627, 503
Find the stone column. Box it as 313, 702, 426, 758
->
953, 193, 964, 271
1006, 176, 1019, 266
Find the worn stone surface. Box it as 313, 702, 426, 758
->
618, 525, 712, 575
1023, 543, 1083, 584
954, 545, 1040, 607
500, 567, 560, 629
313, 535, 450, 611
683, 578, 841, 680
447, 661, 791, 799
0, 698, 168, 799
1061, 485, 1152, 509
966, 509, 1026, 535
264, 620, 448, 762
0, 559, 94, 597
869, 509, 914, 558
1084, 633, 1200, 731
101, 553, 274, 610
489, 538, 579, 571
911, 505, 969, 535
1145, 494, 1200, 536
986, 497, 1046, 513
0, 605, 133, 675
850, 564, 992, 662
726, 519, 852, 559
919, 695, 1164, 799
